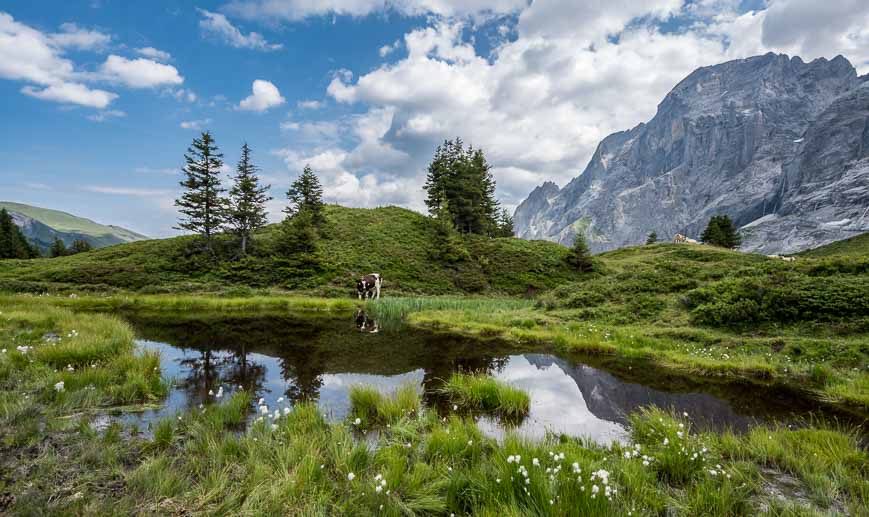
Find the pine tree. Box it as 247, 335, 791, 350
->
69, 239, 92, 254
422, 139, 500, 236
0, 208, 36, 259
646, 231, 658, 245
495, 208, 515, 237
280, 207, 319, 255
566, 233, 595, 273
284, 165, 325, 228
227, 143, 272, 255
50, 237, 67, 258
175, 131, 227, 253
701, 215, 741, 248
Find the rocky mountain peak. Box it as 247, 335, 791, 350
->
514, 53, 868, 254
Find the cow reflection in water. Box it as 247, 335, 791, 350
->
355, 310, 379, 333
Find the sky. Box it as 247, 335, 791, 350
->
1, 0, 868, 237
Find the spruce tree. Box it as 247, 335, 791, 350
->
50, 237, 67, 258
566, 233, 594, 273
283, 165, 325, 228
646, 231, 658, 245
0, 208, 37, 259
496, 208, 515, 237
69, 239, 92, 254
0, 209, 39, 258
175, 131, 227, 253
227, 143, 272, 255
422, 139, 500, 236
702, 215, 741, 248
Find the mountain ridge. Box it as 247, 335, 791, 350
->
0, 201, 149, 251
514, 53, 869, 254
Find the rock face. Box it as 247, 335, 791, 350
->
514, 53, 869, 254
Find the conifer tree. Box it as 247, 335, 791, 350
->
227, 143, 271, 255
69, 239, 92, 254
495, 208, 515, 237
646, 231, 658, 245
283, 165, 325, 228
701, 215, 741, 248
175, 131, 227, 253
0, 208, 37, 259
50, 237, 67, 258
422, 138, 500, 236
566, 233, 595, 273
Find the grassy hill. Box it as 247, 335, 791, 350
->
0, 201, 148, 250
0, 205, 582, 295
799, 231, 869, 258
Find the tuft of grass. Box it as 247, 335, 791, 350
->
440, 372, 530, 419
348, 383, 421, 427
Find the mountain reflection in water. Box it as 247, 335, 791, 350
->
119, 311, 845, 444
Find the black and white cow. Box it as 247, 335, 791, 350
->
356, 273, 382, 300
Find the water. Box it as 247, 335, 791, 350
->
116, 310, 850, 444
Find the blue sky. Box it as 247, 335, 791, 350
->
2, 1, 867, 237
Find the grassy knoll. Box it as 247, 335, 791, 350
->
799, 232, 869, 258
0, 205, 581, 296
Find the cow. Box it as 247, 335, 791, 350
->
673, 233, 687, 243
356, 273, 382, 300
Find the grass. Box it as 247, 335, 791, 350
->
440, 372, 530, 419
348, 384, 422, 427
1, 303, 867, 515
0, 205, 583, 295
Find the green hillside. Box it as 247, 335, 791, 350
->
799, 231, 869, 257
0, 201, 148, 250
0, 205, 582, 295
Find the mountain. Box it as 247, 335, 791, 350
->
514, 53, 869, 254
0, 202, 148, 251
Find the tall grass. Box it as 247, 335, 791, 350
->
440, 372, 530, 419
348, 383, 421, 426
365, 296, 534, 323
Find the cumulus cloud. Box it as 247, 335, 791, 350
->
224, 0, 527, 21
0, 12, 117, 108
21, 82, 117, 108
49, 22, 111, 50
179, 118, 212, 130
99, 55, 183, 88
238, 79, 285, 111
297, 99, 323, 109
135, 46, 171, 61
311, 1, 869, 210
198, 8, 282, 50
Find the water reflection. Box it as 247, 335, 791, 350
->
120, 311, 851, 443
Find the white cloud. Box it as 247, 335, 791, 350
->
297, 99, 323, 109
99, 55, 183, 88
84, 185, 174, 197
316, 1, 869, 210
198, 8, 282, 51
87, 109, 126, 122
22, 82, 117, 109
238, 79, 285, 111
0, 12, 117, 108
379, 39, 401, 57
180, 118, 212, 130
135, 46, 171, 61
225, 0, 527, 21
167, 87, 197, 103
49, 22, 111, 50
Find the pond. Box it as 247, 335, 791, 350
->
117, 310, 853, 444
